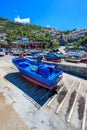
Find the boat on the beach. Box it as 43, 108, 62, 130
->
12, 57, 63, 90
80, 57, 87, 62
66, 57, 81, 63
44, 53, 61, 62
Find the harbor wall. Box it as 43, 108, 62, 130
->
55, 64, 87, 79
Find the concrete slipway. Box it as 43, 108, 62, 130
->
0, 55, 87, 130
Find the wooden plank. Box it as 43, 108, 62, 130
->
56, 80, 75, 114
47, 84, 64, 107
47, 94, 58, 107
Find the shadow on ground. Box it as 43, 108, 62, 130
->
5, 72, 56, 106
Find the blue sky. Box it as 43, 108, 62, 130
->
0, 0, 87, 31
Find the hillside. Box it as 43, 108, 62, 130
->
0, 17, 87, 48
0, 17, 51, 33
0, 17, 61, 48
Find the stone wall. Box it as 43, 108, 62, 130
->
55, 64, 87, 79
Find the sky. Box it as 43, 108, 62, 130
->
0, 0, 87, 31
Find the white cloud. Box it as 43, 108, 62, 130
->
14, 16, 30, 24
46, 25, 51, 28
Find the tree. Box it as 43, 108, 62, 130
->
6, 32, 15, 45
72, 39, 83, 49
83, 36, 87, 46
52, 39, 59, 49
45, 32, 50, 38
64, 39, 68, 46
35, 34, 45, 42
77, 38, 83, 47
73, 41, 78, 49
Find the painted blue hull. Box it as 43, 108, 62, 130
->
44, 53, 61, 62
12, 58, 63, 89
45, 55, 59, 59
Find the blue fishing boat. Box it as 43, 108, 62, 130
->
44, 53, 61, 62
12, 57, 63, 90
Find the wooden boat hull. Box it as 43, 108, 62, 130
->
22, 74, 62, 90
45, 58, 61, 62
44, 54, 61, 62
81, 58, 87, 62
66, 58, 81, 63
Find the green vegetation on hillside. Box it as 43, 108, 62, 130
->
0, 17, 60, 49
0, 17, 87, 49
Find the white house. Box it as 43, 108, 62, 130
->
22, 38, 29, 44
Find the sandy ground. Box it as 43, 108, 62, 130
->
0, 55, 87, 130
0, 94, 30, 130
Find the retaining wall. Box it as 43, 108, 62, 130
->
55, 63, 87, 79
